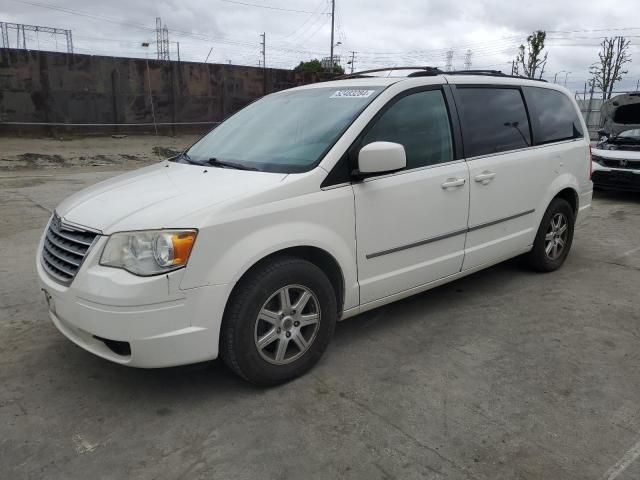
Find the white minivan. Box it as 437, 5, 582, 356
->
37, 68, 592, 385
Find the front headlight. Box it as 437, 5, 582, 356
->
100, 230, 197, 276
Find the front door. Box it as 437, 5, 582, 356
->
353, 88, 470, 305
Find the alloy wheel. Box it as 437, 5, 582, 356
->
254, 285, 321, 365
544, 212, 569, 260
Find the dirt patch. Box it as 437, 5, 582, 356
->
0, 134, 198, 171
17, 153, 67, 168
152, 146, 182, 158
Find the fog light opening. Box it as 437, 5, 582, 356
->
94, 336, 131, 357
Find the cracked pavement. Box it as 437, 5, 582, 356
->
1, 167, 639, 479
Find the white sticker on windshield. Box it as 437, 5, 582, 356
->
330, 89, 375, 98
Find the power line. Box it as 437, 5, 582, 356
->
10, 0, 156, 32
220, 0, 331, 15
278, 0, 328, 40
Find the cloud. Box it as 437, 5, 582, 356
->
1, 0, 638, 90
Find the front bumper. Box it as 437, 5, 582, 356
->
592, 161, 640, 192
37, 235, 229, 368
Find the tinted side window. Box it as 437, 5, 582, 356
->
456, 87, 531, 157
362, 90, 453, 170
523, 87, 584, 144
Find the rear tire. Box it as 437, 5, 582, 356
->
526, 198, 575, 272
221, 256, 337, 386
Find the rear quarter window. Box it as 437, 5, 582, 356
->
523, 87, 584, 144
455, 87, 531, 158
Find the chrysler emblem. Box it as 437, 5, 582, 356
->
51, 214, 62, 231
51, 213, 74, 232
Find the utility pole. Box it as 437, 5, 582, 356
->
260, 32, 266, 95
348, 50, 356, 74
585, 80, 595, 133
176, 42, 180, 62
329, 0, 335, 73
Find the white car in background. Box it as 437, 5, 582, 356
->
592, 128, 640, 191
37, 68, 592, 385
591, 92, 640, 191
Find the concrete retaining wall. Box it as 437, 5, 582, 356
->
0, 49, 327, 135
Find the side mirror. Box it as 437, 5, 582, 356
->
597, 129, 608, 138
356, 141, 406, 176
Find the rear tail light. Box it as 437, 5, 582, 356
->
589, 145, 592, 180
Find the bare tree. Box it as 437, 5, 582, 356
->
589, 37, 632, 99
514, 31, 548, 79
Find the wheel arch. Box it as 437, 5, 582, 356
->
224, 245, 346, 318
553, 187, 579, 216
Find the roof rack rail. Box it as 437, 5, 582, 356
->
337, 66, 443, 79
446, 69, 547, 82
336, 66, 547, 82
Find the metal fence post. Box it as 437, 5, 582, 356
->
585, 82, 595, 137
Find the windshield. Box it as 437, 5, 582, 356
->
617, 128, 640, 140
184, 86, 384, 173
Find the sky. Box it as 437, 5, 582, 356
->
2, 0, 640, 94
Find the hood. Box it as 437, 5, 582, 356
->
592, 146, 640, 161
600, 93, 640, 136
56, 161, 287, 233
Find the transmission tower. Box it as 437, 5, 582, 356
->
445, 49, 454, 72
464, 49, 472, 70
156, 17, 162, 59
162, 25, 170, 61
0, 21, 73, 53
155, 17, 169, 60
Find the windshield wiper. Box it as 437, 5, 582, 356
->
206, 157, 259, 171
174, 151, 206, 165
174, 152, 260, 170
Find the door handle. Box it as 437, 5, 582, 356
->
474, 171, 496, 185
441, 177, 466, 189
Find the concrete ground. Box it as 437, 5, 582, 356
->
1, 165, 639, 480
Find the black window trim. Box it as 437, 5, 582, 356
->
450, 84, 534, 160
321, 84, 463, 188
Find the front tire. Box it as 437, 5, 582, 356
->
526, 198, 575, 272
221, 256, 337, 386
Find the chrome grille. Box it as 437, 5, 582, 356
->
41, 213, 99, 285
600, 158, 639, 170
